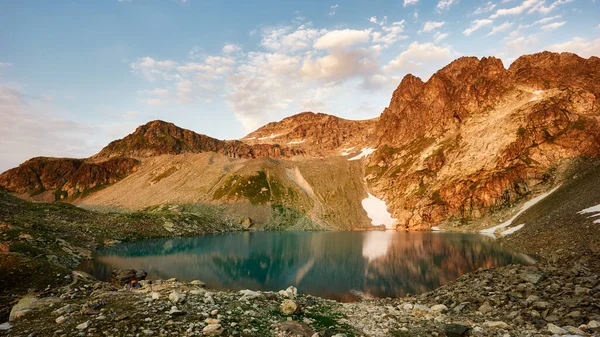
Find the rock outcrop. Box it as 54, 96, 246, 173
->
366, 52, 600, 229
94, 120, 303, 160
243, 112, 378, 155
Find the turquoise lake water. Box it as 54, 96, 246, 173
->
78, 231, 528, 301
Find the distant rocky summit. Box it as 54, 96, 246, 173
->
1, 51, 599, 231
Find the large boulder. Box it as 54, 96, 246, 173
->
111, 269, 147, 286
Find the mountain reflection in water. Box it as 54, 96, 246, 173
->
78, 231, 528, 301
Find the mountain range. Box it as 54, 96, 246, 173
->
1, 51, 599, 231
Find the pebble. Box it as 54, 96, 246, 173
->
168, 291, 185, 304
281, 299, 299, 315
482, 321, 509, 329
76, 321, 89, 330
202, 323, 223, 336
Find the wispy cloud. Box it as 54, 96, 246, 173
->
434, 32, 449, 43
437, 0, 458, 10
463, 19, 493, 35
541, 21, 566, 30
487, 22, 513, 35
404, 0, 419, 7
473, 1, 497, 15
420, 21, 445, 33
222, 43, 242, 54
328, 4, 339, 17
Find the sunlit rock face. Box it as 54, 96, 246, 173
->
366, 52, 600, 229
79, 231, 527, 301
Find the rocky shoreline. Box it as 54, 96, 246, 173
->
2, 258, 600, 337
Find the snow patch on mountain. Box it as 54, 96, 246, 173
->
361, 193, 396, 228
481, 186, 560, 237
349, 148, 376, 161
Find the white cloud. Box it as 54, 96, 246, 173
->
0, 85, 101, 172
434, 32, 449, 43
487, 22, 513, 35
404, 0, 419, 6
473, 1, 497, 15
540, 21, 565, 30
262, 25, 323, 52
437, 0, 458, 10
371, 21, 407, 45
329, 4, 339, 17
301, 48, 378, 82
225, 52, 303, 130
222, 43, 242, 54
314, 29, 371, 49
547, 37, 600, 58
490, 0, 540, 19
369, 16, 387, 26
384, 42, 454, 79
360, 74, 401, 91
532, 0, 573, 14
175, 80, 194, 103
420, 21, 445, 33
520, 15, 562, 28
504, 34, 539, 53
131, 57, 177, 81
463, 19, 493, 35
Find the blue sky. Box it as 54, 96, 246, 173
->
0, 0, 598, 171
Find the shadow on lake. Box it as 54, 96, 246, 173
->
78, 231, 529, 301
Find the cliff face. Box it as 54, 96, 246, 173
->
0, 157, 140, 201
242, 112, 378, 155
366, 52, 600, 229
1, 51, 599, 230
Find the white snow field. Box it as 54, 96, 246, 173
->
361, 193, 396, 228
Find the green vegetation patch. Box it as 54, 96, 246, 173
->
213, 171, 272, 204
151, 166, 178, 184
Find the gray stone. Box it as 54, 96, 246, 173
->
0, 323, 12, 331
190, 280, 206, 287
520, 270, 544, 284
431, 304, 448, 313
52, 304, 75, 316
168, 306, 185, 316
76, 321, 90, 330
482, 321, 510, 329
168, 291, 185, 304
202, 324, 223, 336
444, 323, 471, 337
479, 302, 493, 314
111, 269, 147, 285
574, 286, 590, 296
281, 300, 299, 315
276, 321, 314, 337
546, 323, 568, 335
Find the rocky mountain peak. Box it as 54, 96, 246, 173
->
243, 111, 378, 154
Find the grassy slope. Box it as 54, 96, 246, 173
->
0, 191, 242, 321
78, 153, 372, 230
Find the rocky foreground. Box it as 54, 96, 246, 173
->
2, 260, 600, 337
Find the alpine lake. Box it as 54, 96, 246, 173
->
78, 231, 531, 301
